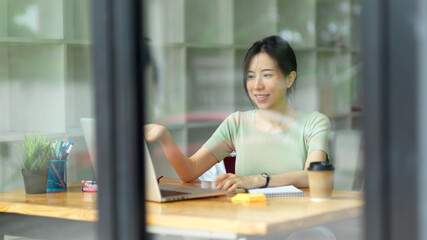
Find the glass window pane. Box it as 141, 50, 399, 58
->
144, 0, 364, 238
0, 0, 96, 239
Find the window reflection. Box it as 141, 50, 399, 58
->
0, 0, 95, 197
144, 0, 363, 157
144, 0, 363, 238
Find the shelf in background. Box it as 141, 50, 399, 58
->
0, 129, 83, 142
0, 37, 91, 45
65, 40, 91, 45
145, 43, 359, 53
0, 37, 63, 44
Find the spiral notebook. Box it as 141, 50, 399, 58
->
248, 185, 305, 197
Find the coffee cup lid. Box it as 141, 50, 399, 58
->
308, 161, 334, 171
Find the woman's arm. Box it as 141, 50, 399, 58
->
214, 150, 327, 192
269, 150, 327, 187
144, 124, 219, 182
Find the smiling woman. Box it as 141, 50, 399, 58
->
243, 36, 300, 132
244, 36, 298, 110
246, 52, 290, 112
144, 35, 331, 192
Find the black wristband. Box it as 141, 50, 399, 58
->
261, 173, 270, 188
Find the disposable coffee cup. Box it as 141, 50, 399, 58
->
307, 161, 334, 202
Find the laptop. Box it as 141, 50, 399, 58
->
144, 141, 228, 202
80, 118, 228, 202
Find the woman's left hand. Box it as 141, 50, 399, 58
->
214, 174, 264, 192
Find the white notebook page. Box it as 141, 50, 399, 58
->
248, 185, 305, 197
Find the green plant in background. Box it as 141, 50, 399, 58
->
18, 135, 53, 171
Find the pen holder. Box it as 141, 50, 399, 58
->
47, 159, 67, 192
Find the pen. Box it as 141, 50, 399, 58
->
61, 141, 67, 159
65, 143, 73, 158
51, 141, 57, 159
56, 140, 62, 159
66, 144, 73, 154
66, 140, 72, 152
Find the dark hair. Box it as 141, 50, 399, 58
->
243, 35, 298, 104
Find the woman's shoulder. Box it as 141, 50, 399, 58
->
298, 110, 331, 128
227, 110, 255, 121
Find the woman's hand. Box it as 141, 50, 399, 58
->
214, 174, 265, 192
144, 124, 167, 144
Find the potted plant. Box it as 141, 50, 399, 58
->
18, 135, 53, 194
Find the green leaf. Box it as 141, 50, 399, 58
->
18, 134, 53, 171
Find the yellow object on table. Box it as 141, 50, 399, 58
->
231, 193, 266, 203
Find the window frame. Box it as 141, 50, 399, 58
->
92, 0, 146, 239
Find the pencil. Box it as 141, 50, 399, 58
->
50, 162, 66, 188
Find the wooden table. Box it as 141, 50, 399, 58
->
0, 179, 364, 239
148, 178, 364, 239
0, 182, 97, 240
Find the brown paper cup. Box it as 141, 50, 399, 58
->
308, 170, 334, 202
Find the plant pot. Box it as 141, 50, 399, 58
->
21, 169, 49, 194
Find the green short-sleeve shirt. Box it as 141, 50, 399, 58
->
203, 110, 331, 176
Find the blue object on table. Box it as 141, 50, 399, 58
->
47, 159, 67, 192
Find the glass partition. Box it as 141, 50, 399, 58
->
144, 0, 364, 238
0, 0, 95, 190
0, 0, 95, 238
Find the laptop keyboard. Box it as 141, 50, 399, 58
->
160, 189, 190, 197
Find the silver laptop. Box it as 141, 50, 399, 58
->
144, 141, 228, 202
80, 117, 227, 202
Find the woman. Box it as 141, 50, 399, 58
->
144, 35, 330, 192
